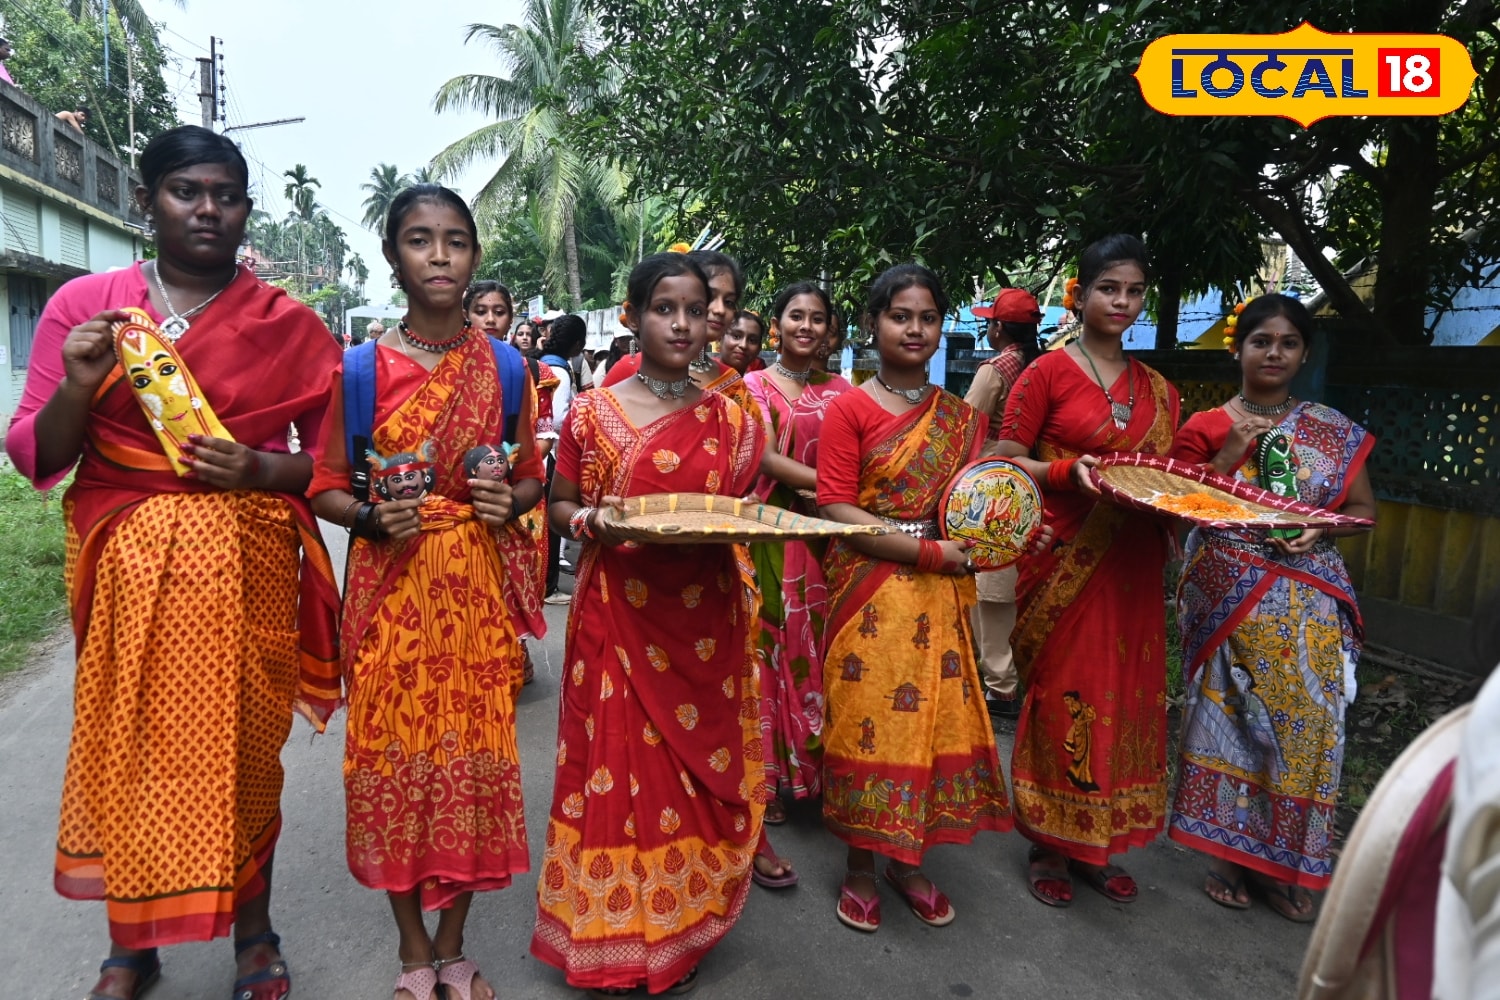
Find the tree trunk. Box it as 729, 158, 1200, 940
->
1374, 119, 1440, 345
1154, 262, 1182, 350
563, 202, 583, 311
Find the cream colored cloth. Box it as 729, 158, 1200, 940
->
971, 566, 1018, 699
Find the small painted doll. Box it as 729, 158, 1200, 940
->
369, 440, 437, 502
463, 442, 516, 483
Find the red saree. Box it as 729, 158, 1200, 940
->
531, 390, 766, 994
4, 264, 341, 948
817, 390, 1011, 863
1000, 350, 1180, 864
310, 335, 545, 908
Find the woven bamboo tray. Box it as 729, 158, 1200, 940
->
597, 493, 890, 544
1091, 454, 1374, 530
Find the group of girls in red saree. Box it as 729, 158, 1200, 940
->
12, 119, 1371, 1000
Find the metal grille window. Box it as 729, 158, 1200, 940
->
8, 274, 44, 369
59, 212, 87, 268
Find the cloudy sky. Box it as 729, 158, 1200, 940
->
147, 0, 527, 298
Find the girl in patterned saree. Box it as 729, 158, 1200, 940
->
997, 234, 1180, 908
1167, 293, 1375, 921
743, 281, 853, 883
818, 264, 1012, 933
310, 185, 545, 1000
5, 126, 340, 1000
532, 253, 767, 997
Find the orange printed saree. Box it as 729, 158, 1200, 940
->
531, 390, 766, 994
4, 265, 342, 949
1000, 350, 1180, 864
310, 334, 544, 908
817, 390, 1011, 864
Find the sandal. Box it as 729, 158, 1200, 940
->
1071, 860, 1138, 903
666, 966, 699, 995
393, 961, 439, 1000
763, 796, 787, 826
1204, 868, 1252, 910
1026, 845, 1072, 907
87, 949, 160, 1000
835, 871, 881, 932
883, 864, 956, 927
232, 931, 290, 1000
1249, 874, 1318, 923
435, 954, 488, 1000
751, 849, 799, 889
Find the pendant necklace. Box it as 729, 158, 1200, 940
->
399, 320, 470, 353
637, 371, 691, 399
151, 260, 238, 341
875, 372, 930, 405
1076, 340, 1134, 428
689, 346, 717, 372
1237, 394, 1295, 417
772, 360, 812, 382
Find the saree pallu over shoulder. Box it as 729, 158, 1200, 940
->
532, 390, 766, 994
820, 391, 1011, 864
1169, 403, 1374, 888
338, 334, 538, 906
1009, 361, 1179, 864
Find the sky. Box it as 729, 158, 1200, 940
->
145, 0, 527, 300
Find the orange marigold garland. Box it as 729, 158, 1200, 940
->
1153, 491, 1256, 520
1061, 277, 1080, 311
1222, 300, 1247, 352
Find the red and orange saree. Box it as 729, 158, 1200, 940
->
816, 390, 1011, 863
1000, 350, 1180, 864
531, 389, 766, 994
5, 264, 341, 948
310, 334, 545, 909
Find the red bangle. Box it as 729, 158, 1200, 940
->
915, 539, 943, 573
1047, 459, 1074, 492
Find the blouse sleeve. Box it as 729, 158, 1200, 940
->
307, 367, 350, 499
4, 280, 91, 488
555, 396, 585, 484
997, 360, 1050, 450
816, 394, 864, 507
1169, 409, 1239, 469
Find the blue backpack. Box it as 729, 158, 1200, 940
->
343, 336, 528, 501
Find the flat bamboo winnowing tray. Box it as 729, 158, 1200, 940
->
598, 493, 890, 544
1091, 454, 1374, 530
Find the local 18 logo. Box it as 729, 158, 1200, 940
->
1134, 22, 1476, 126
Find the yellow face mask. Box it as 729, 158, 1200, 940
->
113, 307, 234, 475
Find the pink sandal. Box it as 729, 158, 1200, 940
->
884, 864, 956, 927
836, 871, 881, 932
434, 955, 486, 1000
393, 962, 438, 1000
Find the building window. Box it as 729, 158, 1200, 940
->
9, 274, 45, 369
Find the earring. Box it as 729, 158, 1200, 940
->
390, 270, 403, 290
143, 212, 154, 240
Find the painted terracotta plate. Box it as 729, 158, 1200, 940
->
940, 458, 1044, 570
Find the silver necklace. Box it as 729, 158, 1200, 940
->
689, 346, 717, 372
875, 372, 930, 405
636, 371, 691, 399
772, 360, 812, 382
1076, 340, 1134, 428
1238, 394, 1295, 417
151, 261, 237, 341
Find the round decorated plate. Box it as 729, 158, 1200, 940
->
940, 458, 1044, 570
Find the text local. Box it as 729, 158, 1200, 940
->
1171, 48, 1373, 100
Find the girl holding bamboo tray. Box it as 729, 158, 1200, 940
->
817, 263, 1012, 933
4, 126, 341, 1000
996, 234, 1180, 909
1167, 293, 1375, 921
532, 252, 767, 997
743, 282, 853, 877
310, 185, 545, 1000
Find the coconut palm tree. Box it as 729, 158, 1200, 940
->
360, 163, 408, 232
348, 253, 370, 300
431, 0, 622, 310
283, 165, 320, 292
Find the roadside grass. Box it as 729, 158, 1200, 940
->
0, 470, 68, 676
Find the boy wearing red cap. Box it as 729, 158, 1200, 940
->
964, 287, 1044, 720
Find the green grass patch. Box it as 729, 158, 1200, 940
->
0, 470, 68, 675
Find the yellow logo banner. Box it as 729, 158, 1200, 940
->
1134, 22, 1476, 127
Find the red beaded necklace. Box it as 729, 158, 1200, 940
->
398, 320, 471, 353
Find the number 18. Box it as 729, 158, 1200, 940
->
1378, 49, 1439, 96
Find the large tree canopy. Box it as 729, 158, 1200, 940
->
592, 0, 1499, 344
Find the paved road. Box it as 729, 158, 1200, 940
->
0, 524, 1313, 999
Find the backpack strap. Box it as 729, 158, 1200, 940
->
490, 337, 526, 444
341, 340, 379, 501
